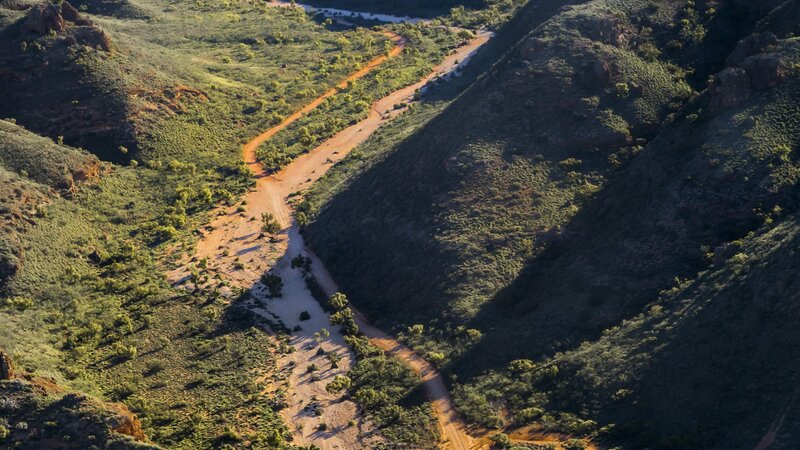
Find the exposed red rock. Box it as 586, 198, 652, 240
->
104, 402, 148, 442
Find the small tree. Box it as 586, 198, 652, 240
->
296, 211, 309, 228
329, 292, 348, 310
261, 213, 281, 234
314, 328, 330, 345
325, 375, 351, 394
489, 433, 512, 449
261, 272, 283, 297
326, 351, 342, 369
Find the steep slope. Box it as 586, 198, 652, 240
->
0, 350, 157, 449
0, 119, 100, 286
304, 0, 800, 447
0, 0, 134, 161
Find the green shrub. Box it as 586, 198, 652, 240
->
261, 213, 281, 234
296, 211, 309, 228
0, 296, 33, 312
111, 342, 137, 361
615, 82, 630, 98
261, 272, 283, 297
329, 292, 348, 310
326, 375, 351, 394
489, 432, 511, 449
563, 439, 587, 450
145, 361, 165, 376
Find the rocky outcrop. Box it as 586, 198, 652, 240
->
21, 1, 111, 51
742, 53, 783, 90
22, 3, 66, 33
0, 349, 14, 380
710, 67, 752, 110
0, 354, 154, 448
709, 33, 785, 112
67, 25, 112, 52
104, 402, 147, 441
726, 33, 778, 66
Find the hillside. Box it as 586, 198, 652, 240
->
0, 350, 158, 449
0, 119, 100, 285
2, 0, 799, 447
0, 0, 479, 447
303, 0, 800, 447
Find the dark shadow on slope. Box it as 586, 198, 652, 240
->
452, 76, 800, 379
302, 0, 486, 19
543, 214, 800, 449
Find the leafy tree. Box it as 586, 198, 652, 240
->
490, 433, 512, 449
261, 213, 281, 234
326, 351, 342, 369
261, 272, 283, 297
508, 359, 535, 373
314, 328, 330, 344
330, 292, 348, 310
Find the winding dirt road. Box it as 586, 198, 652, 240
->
169, 26, 492, 449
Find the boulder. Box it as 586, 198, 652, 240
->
726, 32, 778, 66
742, 54, 783, 90
105, 402, 147, 441
0, 350, 14, 380
59, 1, 81, 22
70, 26, 112, 52
22, 3, 66, 33
709, 67, 752, 111
578, 59, 613, 87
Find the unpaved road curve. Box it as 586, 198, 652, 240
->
169, 28, 492, 449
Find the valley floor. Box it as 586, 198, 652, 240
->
168, 21, 493, 449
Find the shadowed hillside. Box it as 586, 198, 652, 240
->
304, 0, 800, 447
304, 0, 487, 18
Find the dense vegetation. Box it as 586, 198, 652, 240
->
304, 0, 800, 448
255, 23, 462, 173
0, 0, 474, 447
305, 279, 440, 448
5, 0, 799, 447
